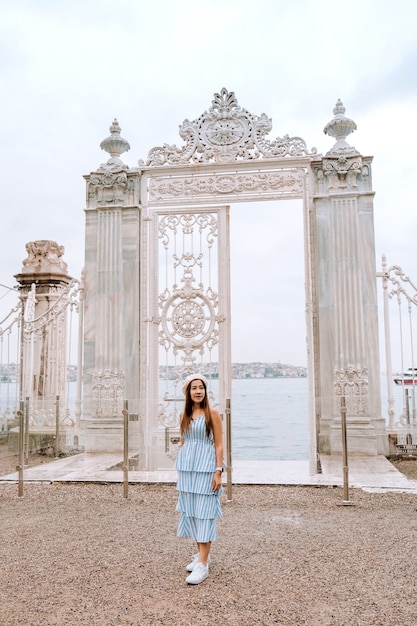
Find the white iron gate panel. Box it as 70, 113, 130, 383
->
146, 205, 231, 467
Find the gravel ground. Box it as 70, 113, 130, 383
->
1, 480, 417, 626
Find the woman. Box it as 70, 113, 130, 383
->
175, 373, 224, 585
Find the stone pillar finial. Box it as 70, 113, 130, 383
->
99, 118, 130, 169
19, 240, 69, 276
323, 100, 358, 156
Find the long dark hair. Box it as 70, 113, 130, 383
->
180, 379, 213, 439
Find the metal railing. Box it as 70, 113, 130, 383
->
378, 256, 417, 452
1, 280, 83, 483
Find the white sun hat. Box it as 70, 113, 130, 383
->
181, 373, 209, 395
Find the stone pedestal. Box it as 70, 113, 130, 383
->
84, 419, 124, 453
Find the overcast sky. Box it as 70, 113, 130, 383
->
1, 0, 416, 368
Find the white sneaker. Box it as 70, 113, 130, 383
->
185, 562, 209, 585
186, 553, 211, 572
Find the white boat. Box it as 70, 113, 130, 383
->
393, 368, 417, 385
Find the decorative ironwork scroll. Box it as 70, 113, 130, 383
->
158, 212, 220, 370
155, 208, 225, 428
378, 256, 417, 433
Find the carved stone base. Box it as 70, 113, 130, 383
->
8, 427, 70, 454
372, 417, 390, 455
84, 419, 124, 453
329, 417, 388, 456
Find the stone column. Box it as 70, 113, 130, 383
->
14, 240, 73, 406
82, 120, 142, 453
311, 101, 388, 455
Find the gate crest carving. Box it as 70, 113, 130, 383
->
144, 88, 317, 167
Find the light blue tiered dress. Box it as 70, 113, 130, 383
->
175, 415, 222, 542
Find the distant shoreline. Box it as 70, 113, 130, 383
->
160, 362, 308, 380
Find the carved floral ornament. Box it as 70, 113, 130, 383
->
148, 169, 305, 202
143, 88, 317, 166
334, 365, 368, 416
88, 171, 128, 205
92, 370, 126, 418
321, 155, 363, 192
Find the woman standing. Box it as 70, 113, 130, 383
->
175, 373, 224, 585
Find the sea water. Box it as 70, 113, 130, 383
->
231, 377, 309, 460
231, 378, 413, 460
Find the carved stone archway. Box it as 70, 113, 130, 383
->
82, 89, 388, 470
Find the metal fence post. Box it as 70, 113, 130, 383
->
55, 395, 60, 458
17, 400, 24, 497
225, 398, 232, 502
338, 396, 354, 507
122, 400, 129, 498
24, 396, 30, 465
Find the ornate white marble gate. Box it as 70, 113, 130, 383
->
82, 88, 388, 470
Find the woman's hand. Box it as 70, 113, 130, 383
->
212, 470, 222, 492
211, 408, 223, 494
